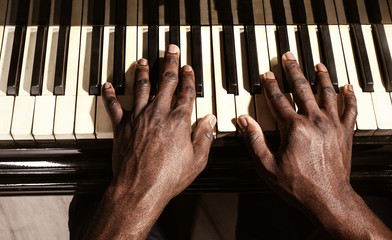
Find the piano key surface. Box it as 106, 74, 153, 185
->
0, 0, 391, 140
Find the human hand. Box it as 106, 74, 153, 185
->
104, 44, 216, 200
238, 52, 357, 208
85, 44, 216, 239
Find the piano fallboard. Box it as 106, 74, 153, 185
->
0, 136, 391, 196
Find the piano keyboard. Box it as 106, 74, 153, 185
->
1, 0, 392, 141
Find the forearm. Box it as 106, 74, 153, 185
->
84, 183, 170, 240
308, 186, 392, 240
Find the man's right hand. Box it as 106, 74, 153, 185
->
238, 52, 392, 240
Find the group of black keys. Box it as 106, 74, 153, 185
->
2, 0, 392, 101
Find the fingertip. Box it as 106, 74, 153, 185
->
344, 84, 354, 93
138, 58, 148, 66
282, 51, 297, 62
315, 63, 328, 73
103, 82, 112, 89
182, 65, 193, 73
167, 44, 180, 54
205, 114, 216, 129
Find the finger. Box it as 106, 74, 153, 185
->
175, 65, 196, 110
282, 52, 319, 115
155, 44, 180, 108
192, 115, 216, 171
315, 64, 338, 116
102, 82, 123, 126
341, 84, 357, 130
262, 72, 297, 124
237, 115, 275, 174
133, 58, 151, 116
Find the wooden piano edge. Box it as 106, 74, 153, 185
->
0, 136, 391, 196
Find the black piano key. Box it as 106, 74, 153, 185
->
350, 24, 374, 92
53, 26, 70, 95
191, 25, 203, 97
270, 0, 286, 25
244, 25, 261, 94
89, 27, 104, 95
7, 26, 26, 95
318, 25, 339, 93
185, 0, 201, 26
58, 0, 72, 26
276, 25, 290, 93
342, 0, 361, 23
223, 25, 238, 95
30, 26, 48, 96
7, 0, 30, 25
113, 26, 126, 95
88, 0, 105, 25
372, 24, 392, 92
148, 25, 159, 95
298, 25, 316, 92
37, 0, 51, 25
364, 0, 382, 23
311, 0, 328, 24
169, 25, 180, 47
237, 0, 255, 25
290, 0, 307, 24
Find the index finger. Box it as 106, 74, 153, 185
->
263, 72, 297, 124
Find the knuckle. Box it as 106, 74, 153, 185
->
320, 85, 336, 97
346, 103, 358, 117
165, 56, 179, 65
107, 96, 120, 107
136, 77, 150, 89
135, 67, 149, 75
269, 92, 285, 102
162, 71, 178, 82
285, 61, 300, 72
179, 85, 196, 100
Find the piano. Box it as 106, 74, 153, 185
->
0, 0, 391, 195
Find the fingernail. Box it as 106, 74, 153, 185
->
209, 115, 217, 129
103, 82, 111, 89
138, 58, 148, 66
346, 84, 354, 92
237, 117, 248, 130
167, 44, 179, 54
183, 65, 192, 72
316, 63, 328, 73
284, 52, 296, 61
264, 71, 275, 80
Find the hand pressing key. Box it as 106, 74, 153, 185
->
84, 44, 216, 240
238, 52, 392, 240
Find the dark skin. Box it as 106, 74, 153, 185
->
84, 46, 392, 240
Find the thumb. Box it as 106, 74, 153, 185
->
237, 115, 275, 172
192, 114, 216, 168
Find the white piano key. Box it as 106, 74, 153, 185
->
11, 97, 35, 140
329, 25, 350, 115
196, 27, 215, 131
0, 27, 15, 95
254, 25, 276, 132
32, 27, 59, 140
180, 26, 197, 131
96, 26, 115, 139
54, 26, 81, 140
159, 26, 169, 72
362, 25, 392, 135
137, 26, 148, 60
0, 96, 14, 140
384, 25, 392, 112
0, 27, 15, 140
339, 25, 377, 136
0, 26, 3, 59
234, 26, 255, 121
11, 27, 37, 140
118, 26, 137, 111
212, 26, 236, 137
75, 27, 96, 139
307, 25, 321, 64
265, 25, 294, 110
